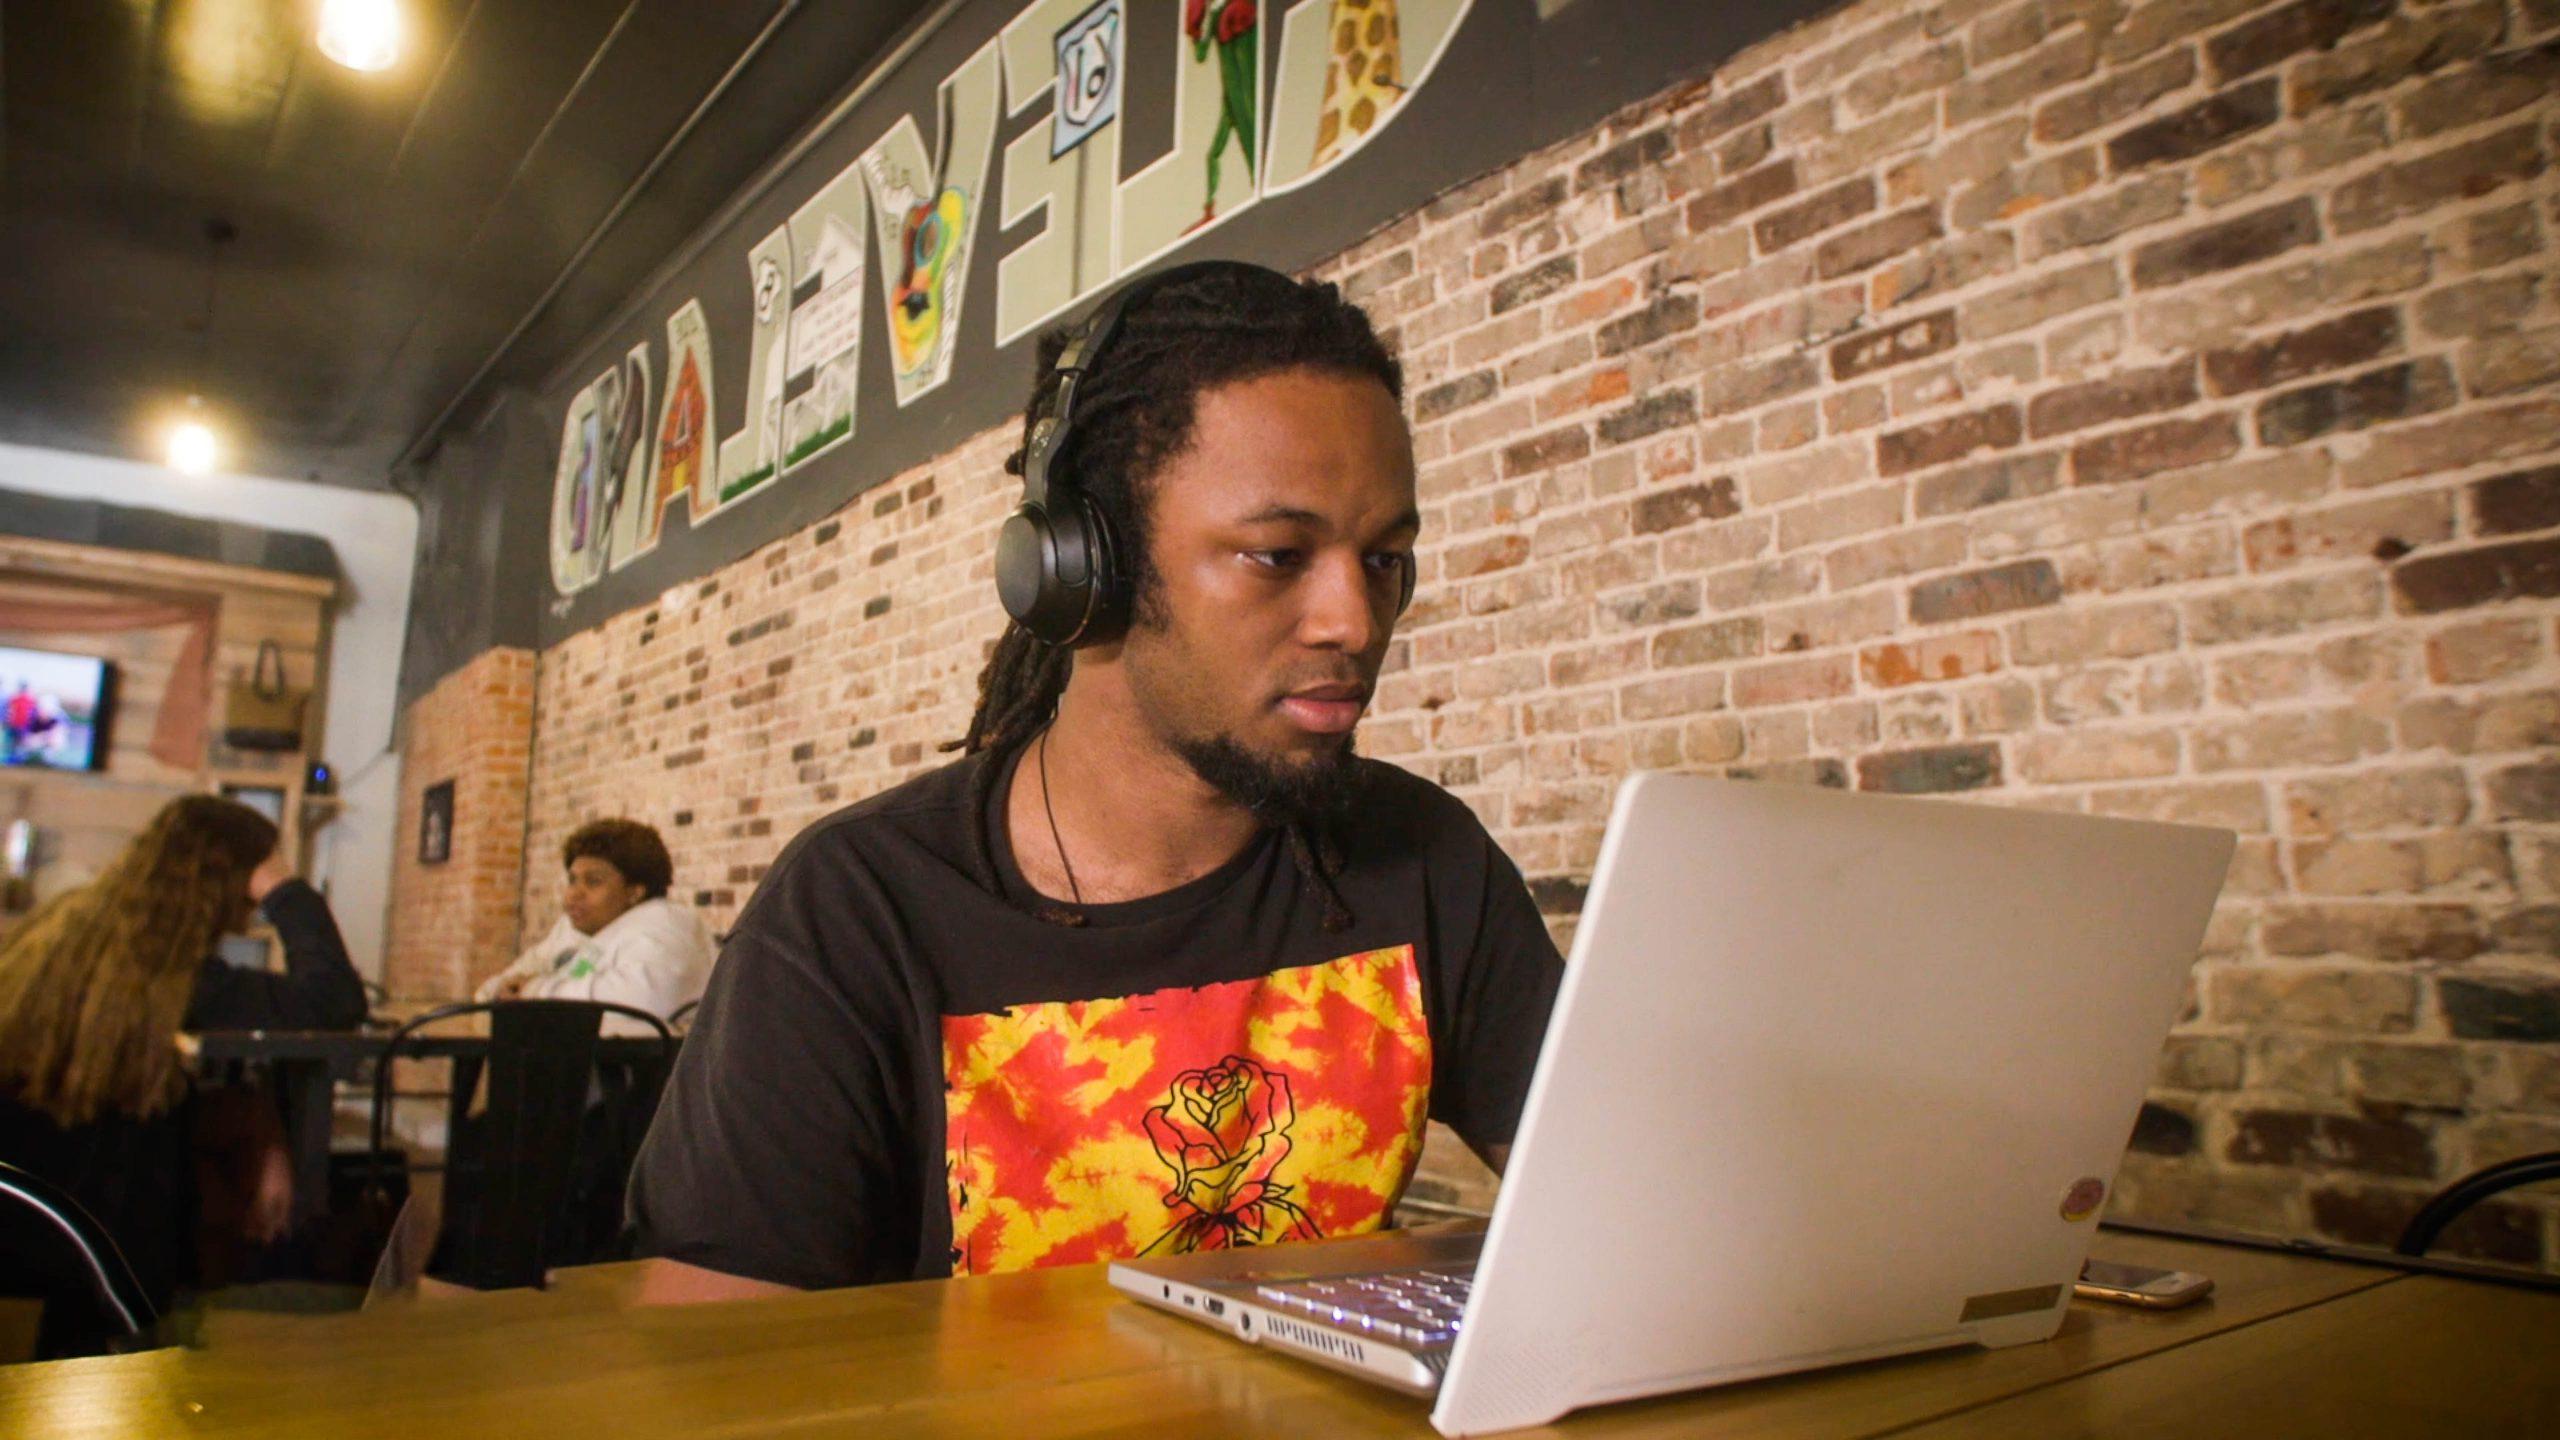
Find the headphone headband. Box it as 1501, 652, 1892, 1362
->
1020, 260, 1281, 509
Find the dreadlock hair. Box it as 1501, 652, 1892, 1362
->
0, 795, 278, 1126
949, 264, 1403, 932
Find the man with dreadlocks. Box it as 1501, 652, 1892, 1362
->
629, 262, 1562, 1302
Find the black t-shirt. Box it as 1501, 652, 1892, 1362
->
628, 744, 1563, 1288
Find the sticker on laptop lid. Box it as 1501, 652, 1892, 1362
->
2060, 1177, 2106, 1222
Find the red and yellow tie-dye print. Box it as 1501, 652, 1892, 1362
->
943, 944, 1432, 1276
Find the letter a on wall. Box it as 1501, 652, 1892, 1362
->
650, 299, 719, 535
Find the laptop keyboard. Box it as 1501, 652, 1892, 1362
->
1254, 1267, 1475, 1347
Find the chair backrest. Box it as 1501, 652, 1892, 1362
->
368, 1000, 674, 1290
666, 999, 699, 1032
0, 1160, 157, 1353
2398, 1152, 2560, 1257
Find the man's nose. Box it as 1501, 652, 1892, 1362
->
1299, 552, 1384, 653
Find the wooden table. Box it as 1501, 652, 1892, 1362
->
3, 1233, 2550, 1437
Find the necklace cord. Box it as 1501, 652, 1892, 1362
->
1038, 730, 1084, 907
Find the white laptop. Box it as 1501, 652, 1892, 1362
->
1109, 772, 2235, 1435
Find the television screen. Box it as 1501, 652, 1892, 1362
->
1, 645, 113, 773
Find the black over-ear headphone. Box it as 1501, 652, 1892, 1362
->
994, 259, 1416, 647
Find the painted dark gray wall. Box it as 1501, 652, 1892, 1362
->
393, 390, 555, 709
396, 0, 1837, 711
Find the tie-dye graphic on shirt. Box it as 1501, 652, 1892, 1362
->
943, 944, 1431, 1276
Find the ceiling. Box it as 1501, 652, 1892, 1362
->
0, 0, 939, 490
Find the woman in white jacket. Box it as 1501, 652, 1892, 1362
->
476, 820, 714, 1031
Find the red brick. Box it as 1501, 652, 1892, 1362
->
1596, 295, 1701, 357
1574, 127, 1673, 193
1651, 617, 1765, 668
1597, 390, 1700, 447
1857, 742, 2003, 794
2288, 1, 2505, 113
1501, 426, 1593, 477
2392, 538, 2560, 615
2205, 0, 2394, 83
1947, 29, 2100, 127
1492, 256, 1578, 315
1910, 559, 2065, 624
1676, 73, 1787, 150
1960, 258, 2117, 338
2131, 198, 2320, 290
1755, 177, 1878, 252
2107, 79, 2281, 173
1687, 159, 1799, 231
1913, 451, 2065, 517
1815, 206, 1943, 279
2255, 360, 2457, 447
2035, 47, 2198, 144
2202, 308, 2400, 395
1732, 653, 1856, 708
1859, 631, 2002, 688
2027, 359, 2200, 440
2230, 1109, 2433, 1179
2340, 400, 2560, 490
1877, 404, 2024, 477
2070, 414, 2242, 486
1830, 310, 1959, 381
2331, 124, 2545, 236
2463, 325, 2560, 399
2396, 39, 2560, 141
2472, 466, 2560, 538
1631, 477, 1742, 534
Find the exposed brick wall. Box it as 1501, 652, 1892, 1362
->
384, 647, 535, 1000
418, 0, 2559, 1262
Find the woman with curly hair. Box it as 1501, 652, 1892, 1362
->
0, 795, 359, 1354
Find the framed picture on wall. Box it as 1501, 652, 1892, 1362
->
419, 779, 455, 865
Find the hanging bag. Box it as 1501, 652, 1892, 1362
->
222, 641, 308, 752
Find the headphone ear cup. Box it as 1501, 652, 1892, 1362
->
994, 504, 1061, 641
1068, 487, 1123, 639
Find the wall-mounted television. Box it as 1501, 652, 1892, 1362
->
0, 644, 114, 773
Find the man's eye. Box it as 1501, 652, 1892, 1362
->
1247, 549, 1305, 570
1365, 551, 1412, 576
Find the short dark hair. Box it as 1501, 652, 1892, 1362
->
562, 819, 673, 899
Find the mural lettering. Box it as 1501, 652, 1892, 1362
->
861, 39, 1004, 406
551, 0, 1469, 597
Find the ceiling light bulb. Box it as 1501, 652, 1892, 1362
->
169, 417, 220, 476
318, 0, 401, 72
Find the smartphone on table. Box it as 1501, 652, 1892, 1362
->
2075, 1258, 2213, 1309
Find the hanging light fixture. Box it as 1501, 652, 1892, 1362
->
318, 0, 402, 72
168, 399, 220, 476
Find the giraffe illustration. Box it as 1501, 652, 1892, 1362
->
1313, 0, 1404, 168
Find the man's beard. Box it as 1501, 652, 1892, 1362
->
1170, 729, 1366, 831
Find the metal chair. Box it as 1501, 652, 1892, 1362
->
2396, 1151, 2560, 1258
0, 1160, 158, 1357
365, 1000, 674, 1290
667, 999, 700, 1032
